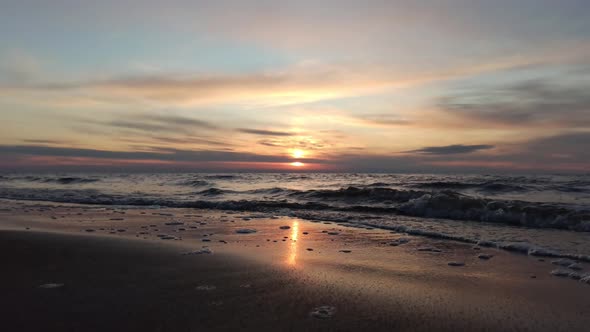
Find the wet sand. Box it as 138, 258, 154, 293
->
1, 199, 589, 331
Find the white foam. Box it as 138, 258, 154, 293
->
39, 283, 64, 289
567, 263, 583, 270
551, 259, 577, 267
195, 285, 216, 291
182, 248, 212, 255
550, 269, 570, 277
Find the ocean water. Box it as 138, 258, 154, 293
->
1, 173, 589, 259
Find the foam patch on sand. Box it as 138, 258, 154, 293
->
182, 248, 212, 255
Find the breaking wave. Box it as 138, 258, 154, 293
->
0, 185, 588, 232
0, 175, 100, 184
411, 181, 529, 193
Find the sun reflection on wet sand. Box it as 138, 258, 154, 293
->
287, 220, 299, 266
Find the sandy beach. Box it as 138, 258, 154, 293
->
0, 199, 589, 331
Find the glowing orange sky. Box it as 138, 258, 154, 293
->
0, 1, 589, 173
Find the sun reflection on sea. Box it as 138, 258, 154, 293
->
287, 220, 299, 266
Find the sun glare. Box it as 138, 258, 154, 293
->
290, 149, 305, 159
290, 162, 304, 167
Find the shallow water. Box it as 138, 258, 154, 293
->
0, 172, 589, 258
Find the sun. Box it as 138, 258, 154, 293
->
290, 161, 304, 167
290, 149, 305, 159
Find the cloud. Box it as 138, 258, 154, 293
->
355, 113, 413, 126
0, 145, 294, 163
405, 144, 495, 155
101, 114, 217, 133
1, 131, 588, 173
236, 128, 293, 136
21, 139, 69, 145
0, 68, 394, 108
121, 136, 230, 147
256, 136, 329, 151
437, 77, 590, 128
524, 132, 590, 160
416, 132, 590, 172
2, 52, 574, 111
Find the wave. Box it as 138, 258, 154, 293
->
478, 181, 529, 192
195, 188, 227, 196
411, 181, 476, 189
0, 186, 588, 232
49, 177, 100, 184
411, 181, 529, 193
177, 179, 211, 187
2, 176, 100, 184
203, 175, 239, 180
366, 182, 392, 187
288, 186, 425, 202
245, 187, 299, 195
285, 175, 312, 180
549, 183, 590, 193
398, 191, 590, 231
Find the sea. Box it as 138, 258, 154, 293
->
1, 172, 589, 260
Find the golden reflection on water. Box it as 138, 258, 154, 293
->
287, 220, 299, 266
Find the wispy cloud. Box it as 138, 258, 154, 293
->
355, 113, 413, 126
405, 144, 495, 155
102, 114, 217, 133
3, 51, 578, 111
236, 128, 294, 136
436, 76, 590, 128
0, 145, 296, 163
20, 139, 70, 145
120, 136, 231, 147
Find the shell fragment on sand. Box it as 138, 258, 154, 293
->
165, 221, 184, 226
389, 238, 410, 246
310, 306, 336, 319
448, 261, 465, 267
417, 247, 442, 253
236, 228, 257, 234
478, 254, 493, 260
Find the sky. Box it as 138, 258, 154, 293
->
0, 0, 589, 173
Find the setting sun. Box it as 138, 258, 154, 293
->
290, 161, 304, 167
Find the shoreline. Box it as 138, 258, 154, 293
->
1, 200, 590, 331
2, 197, 590, 263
